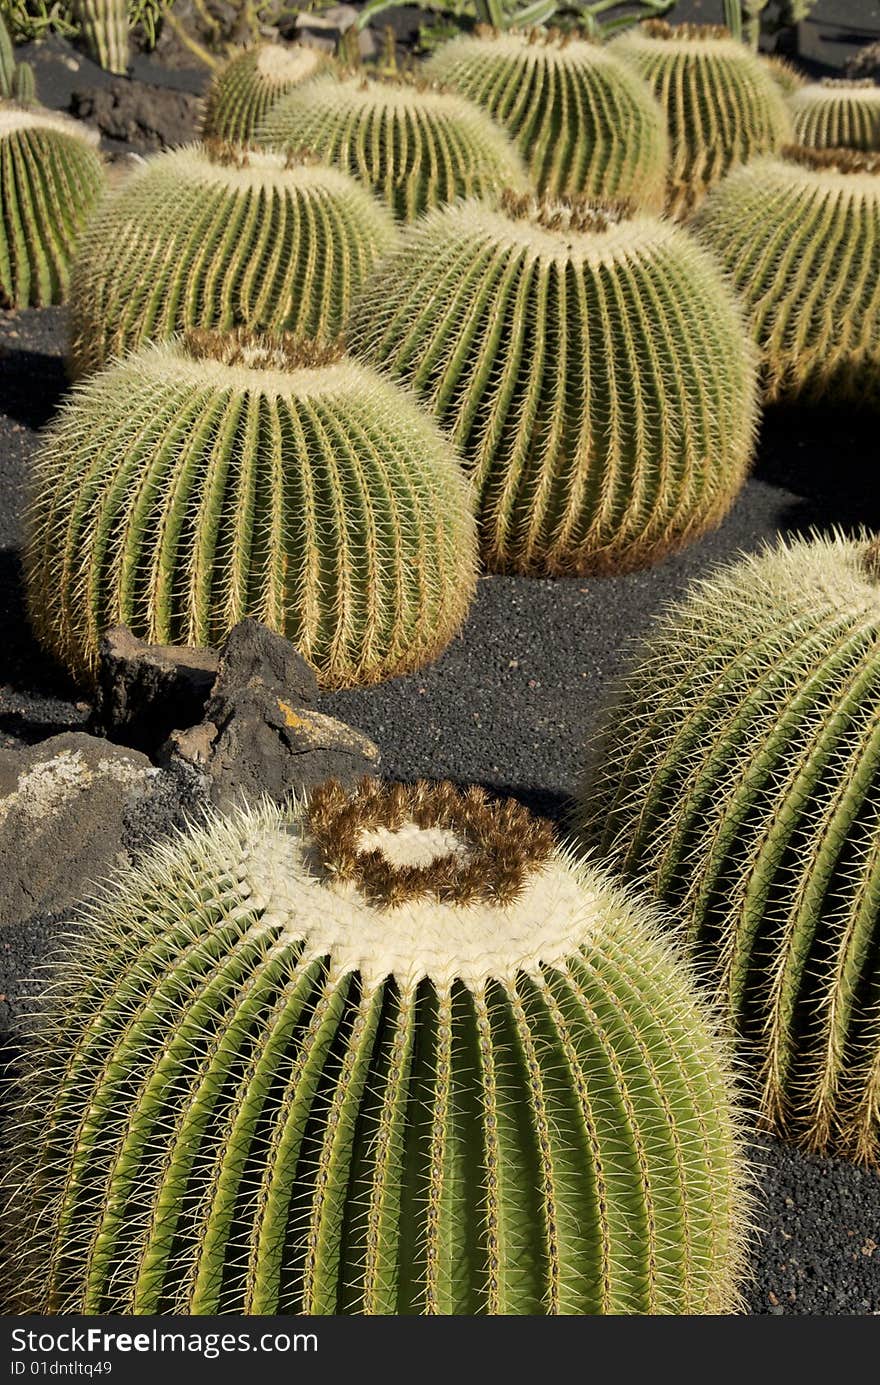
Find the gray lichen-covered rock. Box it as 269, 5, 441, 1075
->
0, 733, 154, 926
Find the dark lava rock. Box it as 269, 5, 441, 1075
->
0, 732, 154, 926
167, 618, 378, 807
70, 78, 201, 150
294, 5, 377, 57
210, 618, 318, 707
170, 696, 380, 808
93, 625, 218, 754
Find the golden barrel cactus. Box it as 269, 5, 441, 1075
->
425, 27, 669, 207
789, 79, 880, 152
0, 106, 105, 308
615, 20, 792, 217
3, 781, 750, 1314
583, 534, 880, 1164
201, 43, 332, 145
257, 72, 528, 221
68, 144, 397, 377
351, 192, 757, 577
691, 145, 880, 405
26, 331, 477, 688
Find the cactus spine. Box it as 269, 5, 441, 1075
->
202, 43, 331, 146
68, 145, 397, 378
74, 0, 129, 75
583, 535, 880, 1165
0, 107, 105, 309
761, 53, 807, 97
615, 20, 792, 218
350, 192, 757, 577
691, 145, 880, 405
26, 331, 477, 687
790, 79, 880, 152
257, 72, 528, 221
3, 781, 750, 1314
425, 27, 669, 208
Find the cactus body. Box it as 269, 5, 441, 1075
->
0, 12, 34, 103
26, 332, 477, 687
615, 21, 792, 218
583, 535, 880, 1165
424, 29, 669, 208
67, 145, 397, 378
350, 194, 757, 577
0, 16, 14, 96
790, 79, 880, 152
202, 43, 331, 145
11, 62, 35, 104
257, 73, 528, 221
691, 145, 880, 405
3, 781, 749, 1315
0, 107, 105, 309
75, 0, 128, 75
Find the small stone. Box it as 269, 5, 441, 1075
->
192, 691, 380, 809
166, 722, 217, 769
294, 6, 376, 58
297, 4, 358, 31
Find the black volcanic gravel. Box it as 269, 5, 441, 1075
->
1, 305, 880, 1317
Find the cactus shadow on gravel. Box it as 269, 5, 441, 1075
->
0, 346, 67, 431
752, 404, 880, 535
0, 550, 83, 747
